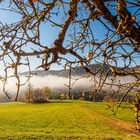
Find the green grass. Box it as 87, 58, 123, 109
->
0, 100, 139, 140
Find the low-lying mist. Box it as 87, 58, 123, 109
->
0, 74, 137, 98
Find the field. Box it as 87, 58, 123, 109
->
0, 100, 139, 140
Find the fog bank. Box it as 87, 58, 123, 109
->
0, 75, 137, 97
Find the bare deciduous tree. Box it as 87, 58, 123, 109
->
0, 0, 140, 130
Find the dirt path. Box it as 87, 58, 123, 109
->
81, 105, 140, 137
108, 117, 140, 136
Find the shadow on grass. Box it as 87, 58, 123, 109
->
27, 100, 74, 104
48, 100, 92, 104
48, 100, 74, 104
25, 100, 92, 105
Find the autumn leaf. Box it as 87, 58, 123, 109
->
87, 52, 93, 59
29, 0, 35, 4
132, 16, 136, 22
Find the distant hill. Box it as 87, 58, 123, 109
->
20, 64, 110, 77
20, 64, 140, 77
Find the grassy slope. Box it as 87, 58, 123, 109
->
0, 100, 139, 140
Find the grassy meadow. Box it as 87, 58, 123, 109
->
0, 100, 139, 140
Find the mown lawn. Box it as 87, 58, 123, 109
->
0, 100, 139, 140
